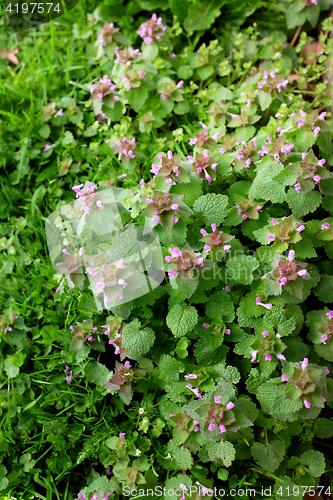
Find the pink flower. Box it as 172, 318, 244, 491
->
301, 358, 308, 371
281, 374, 289, 382
304, 400, 311, 409
276, 354, 286, 360
226, 402, 234, 410
326, 311, 333, 319
294, 183, 301, 194
256, 297, 272, 310
43, 143, 55, 152
219, 424, 226, 433
250, 350, 257, 362
225, 329, 230, 335
119, 432, 126, 438
265, 354, 272, 361
262, 331, 269, 338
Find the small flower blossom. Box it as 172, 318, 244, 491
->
256, 297, 272, 310
250, 350, 257, 362
137, 13, 166, 45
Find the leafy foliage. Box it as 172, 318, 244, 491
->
1, 1, 333, 498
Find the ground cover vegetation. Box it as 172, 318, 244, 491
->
1, 0, 333, 498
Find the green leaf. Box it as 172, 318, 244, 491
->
167, 441, 193, 469
196, 65, 214, 80
215, 86, 233, 100
38, 124, 50, 139
313, 274, 333, 303
226, 255, 259, 285
177, 65, 193, 80
273, 168, 298, 186
169, 0, 192, 24
122, 319, 156, 357
170, 174, 203, 207
83, 126, 97, 138
84, 363, 111, 386
206, 441, 236, 467
4, 357, 20, 379
300, 450, 325, 477
127, 87, 148, 113
19, 453, 36, 472
205, 289, 235, 322
166, 304, 198, 338
286, 189, 322, 218
314, 418, 333, 439
193, 193, 229, 225
252, 161, 286, 203
295, 127, 316, 151
251, 440, 285, 473
159, 354, 184, 380
141, 42, 159, 62
174, 100, 190, 115
258, 90, 272, 111
102, 101, 123, 121
62, 130, 74, 146
184, 0, 225, 31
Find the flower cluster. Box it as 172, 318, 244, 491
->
257, 135, 294, 162
87, 75, 118, 104
257, 70, 288, 93
289, 109, 328, 138
77, 492, 111, 500
122, 68, 146, 92
113, 137, 136, 163
263, 250, 309, 300
142, 190, 185, 232
266, 216, 305, 246
72, 181, 104, 215
164, 243, 206, 281
249, 330, 286, 364
285, 152, 331, 195
114, 46, 141, 66
236, 197, 262, 220
97, 22, 121, 46
233, 137, 260, 170
104, 360, 146, 397
189, 122, 220, 148
137, 13, 166, 45
0, 311, 19, 336
159, 79, 184, 101
280, 358, 327, 410
86, 254, 133, 304
199, 224, 234, 261
187, 150, 219, 183
150, 151, 190, 191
